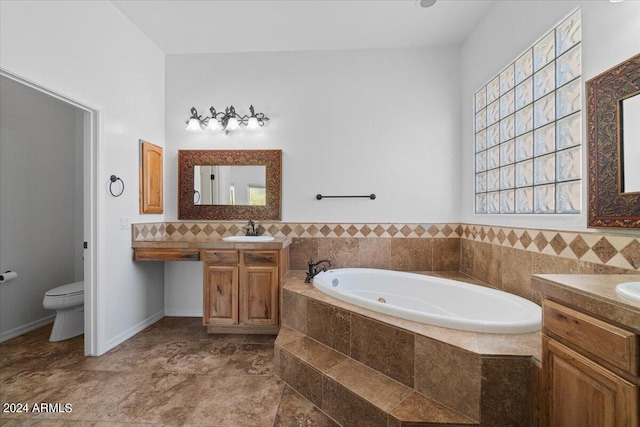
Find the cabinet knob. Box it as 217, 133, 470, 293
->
216, 285, 222, 294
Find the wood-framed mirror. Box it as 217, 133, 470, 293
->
178, 149, 281, 220
587, 53, 640, 228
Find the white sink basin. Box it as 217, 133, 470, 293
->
616, 281, 640, 302
222, 236, 275, 242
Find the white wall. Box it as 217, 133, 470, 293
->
165, 47, 462, 223
0, 77, 83, 340
460, 0, 640, 231
0, 1, 166, 354
163, 47, 461, 315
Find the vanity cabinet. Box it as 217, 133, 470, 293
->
541, 298, 639, 427
203, 249, 282, 333
132, 240, 290, 334
203, 264, 238, 326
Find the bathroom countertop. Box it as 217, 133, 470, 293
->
532, 274, 640, 334
131, 235, 292, 250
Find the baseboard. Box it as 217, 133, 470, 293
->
101, 310, 164, 354
0, 315, 55, 342
164, 309, 202, 317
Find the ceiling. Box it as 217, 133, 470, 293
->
111, 0, 495, 55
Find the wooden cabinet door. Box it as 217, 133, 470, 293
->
203, 265, 238, 326
543, 337, 638, 427
140, 140, 163, 214
240, 266, 278, 326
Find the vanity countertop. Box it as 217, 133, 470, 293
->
132, 235, 292, 250
532, 274, 640, 333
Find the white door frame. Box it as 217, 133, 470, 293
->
0, 66, 100, 356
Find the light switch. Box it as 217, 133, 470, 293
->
120, 217, 130, 230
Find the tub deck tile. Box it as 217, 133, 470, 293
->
276, 328, 347, 372
306, 299, 351, 355
324, 358, 413, 412
350, 313, 415, 388
321, 375, 389, 427
389, 391, 478, 426
276, 347, 324, 407
280, 272, 537, 427
274, 324, 305, 346
414, 334, 481, 421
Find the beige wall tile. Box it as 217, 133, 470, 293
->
433, 238, 460, 271
318, 238, 358, 268
290, 238, 318, 270
358, 238, 392, 269
501, 247, 534, 302
473, 242, 502, 287
390, 239, 433, 271
460, 239, 474, 275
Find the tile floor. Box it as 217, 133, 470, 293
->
0, 317, 338, 426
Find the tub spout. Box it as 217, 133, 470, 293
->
305, 259, 332, 283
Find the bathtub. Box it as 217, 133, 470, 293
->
313, 268, 541, 334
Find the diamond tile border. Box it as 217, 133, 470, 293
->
132, 222, 639, 271
132, 222, 462, 240
461, 224, 640, 271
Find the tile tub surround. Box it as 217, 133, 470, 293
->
132, 222, 639, 274
132, 222, 463, 240
277, 271, 540, 427
460, 224, 639, 305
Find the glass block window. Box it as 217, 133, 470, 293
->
475, 10, 581, 214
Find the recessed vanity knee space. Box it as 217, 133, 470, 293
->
133, 238, 291, 333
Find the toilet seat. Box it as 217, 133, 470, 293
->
43, 281, 84, 309
46, 281, 84, 297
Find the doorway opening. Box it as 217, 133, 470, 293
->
0, 68, 98, 355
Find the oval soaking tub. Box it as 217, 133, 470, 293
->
313, 268, 541, 334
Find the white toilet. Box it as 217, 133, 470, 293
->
42, 281, 84, 342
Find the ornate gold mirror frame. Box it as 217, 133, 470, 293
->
178, 149, 281, 220
586, 53, 640, 228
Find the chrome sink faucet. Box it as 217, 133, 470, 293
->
305, 259, 332, 283
245, 220, 260, 236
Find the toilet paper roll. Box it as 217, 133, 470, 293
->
0, 271, 18, 283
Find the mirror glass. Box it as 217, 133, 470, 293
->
194, 165, 266, 205
621, 94, 640, 193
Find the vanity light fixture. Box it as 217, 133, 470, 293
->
186, 107, 204, 132
185, 105, 269, 135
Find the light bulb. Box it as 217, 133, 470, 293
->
186, 118, 201, 132
226, 117, 240, 131
247, 117, 260, 130
206, 119, 221, 131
